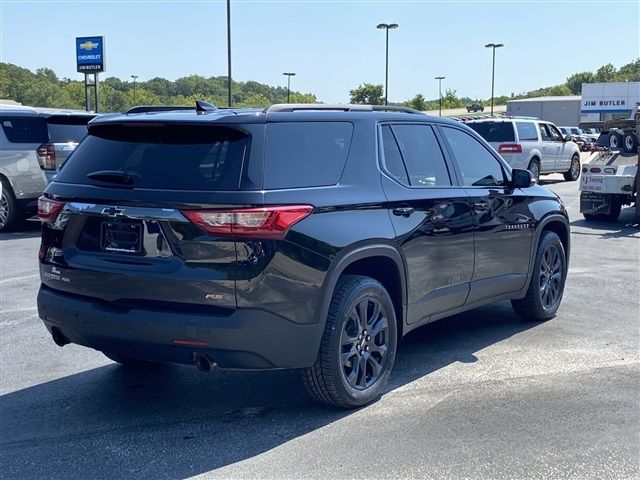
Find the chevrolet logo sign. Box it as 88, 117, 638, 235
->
79, 41, 99, 51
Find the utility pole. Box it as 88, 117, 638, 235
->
485, 43, 504, 116
131, 75, 138, 104
283, 72, 296, 103
435, 76, 445, 117
227, 0, 232, 107
376, 23, 398, 105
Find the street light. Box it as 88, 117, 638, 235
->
227, 0, 232, 107
283, 72, 296, 103
435, 76, 445, 117
485, 43, 504, 116
130, 75, 138, 104
376, 22, 398, 105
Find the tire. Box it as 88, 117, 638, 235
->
511, 231, 567, 321
563, 154, 581, 182
103, 351, 161, 368
0, 178, 22, 232
608, 131, 623, 150
302, 275, 398, 408
582, 194, 622, 222
527, 158, 541, 183
623, 132, 638, 154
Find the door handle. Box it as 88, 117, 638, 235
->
392, 207, 415, 217
474, 201, 490, 212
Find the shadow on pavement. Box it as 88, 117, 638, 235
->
0, 220, 41, 241
0, 302, 537, 479
570, 207, 640, 238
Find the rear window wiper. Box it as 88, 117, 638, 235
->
86, 170, 135, 187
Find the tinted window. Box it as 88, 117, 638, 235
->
55, 124, 249, 191
391, 124, 451, 187
516, 122, 538, 141
441, 126, 506, 187
539, 123, 552, 141
548, 124, 563, 141
380, 125, 408, 185
0, 116, 48, 144
264, 122, 353, 189
467, 122, 515, 142
47, 123, 89, 143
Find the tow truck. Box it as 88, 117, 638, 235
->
579, 104, 640, 221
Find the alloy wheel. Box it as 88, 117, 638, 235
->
340, 297, 389, 390
571, 157, 580, 179
539, 244, 562, 310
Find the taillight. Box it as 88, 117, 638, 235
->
181, 205, 313, 240
36, 143, 57, 170
498, 143, 523, 154
38, 196, 65, 223
590, 167, 601, 173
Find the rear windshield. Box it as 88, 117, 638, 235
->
264, 122, 353, 189
0, 116, 48, 144
467, 122, 515, 142
47, 117, 91, 143
55, 124, 249, 191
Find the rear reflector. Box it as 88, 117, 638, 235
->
590, 167, 601, 173
38, 196, 65, 223
498, 143, 523, 154
36, 143, 57, 170
172, 339, 207, 348
181, 205, 313, 240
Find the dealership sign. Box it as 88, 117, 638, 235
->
582, 98, 627, 110
76, 36, 105, 73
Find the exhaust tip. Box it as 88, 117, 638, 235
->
194, 354, 216, 373
51, 327, 70, 347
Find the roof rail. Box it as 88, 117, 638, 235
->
125, 100, 219, 115
264, 103, 424, 115
125, 105, 193, 114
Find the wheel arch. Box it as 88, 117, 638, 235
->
318, 245, 407, 337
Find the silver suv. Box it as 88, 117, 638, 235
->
467, 118, 581, 182
0, 107, 94, 231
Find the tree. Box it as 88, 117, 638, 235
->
441, 89, 464, 108
406, 94, 427, 111
595, 63, 617, 82
349, 83, 384, 104
566, 71, 595, 94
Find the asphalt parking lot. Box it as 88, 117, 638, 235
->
1, 155, 639, 480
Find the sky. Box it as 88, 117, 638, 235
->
1, 0, 638, 103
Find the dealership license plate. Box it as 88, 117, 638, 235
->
101, 221, 143, 254
580, 192, 611, 215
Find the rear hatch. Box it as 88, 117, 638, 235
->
467, 121, 521, 163
39, 120, 268, 311
46, 115, 93, 169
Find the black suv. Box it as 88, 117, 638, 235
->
37, 102, 570, 407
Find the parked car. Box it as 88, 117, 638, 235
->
0, 107, 94, 231
37, 102, 570, 408
466, 103, 484, 113
467, 118, 581, 182
559, 126, 598, 143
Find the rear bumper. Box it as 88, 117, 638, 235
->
37, 286, 323, 369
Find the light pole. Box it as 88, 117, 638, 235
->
435, 76, 445, 117
227, 0, 232, 107
485, 43, 504, 116
283, 72, 296, 103
376, 22, 398, 105
131, 75, 138, 104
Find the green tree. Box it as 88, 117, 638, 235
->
405, 94, 427, 111
566, 71, 595, 94
595, 63, 617, 82
349, 83, 384, 104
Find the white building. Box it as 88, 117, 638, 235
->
580, 81, 640, 122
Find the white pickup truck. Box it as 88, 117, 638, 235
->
579, 107, 639, 221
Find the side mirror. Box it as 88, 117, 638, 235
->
511, 168, 536, 188
563, 134, 572, 142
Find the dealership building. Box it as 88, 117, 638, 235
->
505, 81, 640, 126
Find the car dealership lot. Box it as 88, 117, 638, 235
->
1, 164, 638, 479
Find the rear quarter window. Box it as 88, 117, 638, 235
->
0, 116, 48, 144
466, 122, 515, 142
47, 117, 91, 143
264, 122, 353, 189
515, 122, 539, 141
